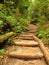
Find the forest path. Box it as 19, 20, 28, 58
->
0, 24, 49, 65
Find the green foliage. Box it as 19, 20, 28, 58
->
12, 18, 28, 33
0, 49, 5, 55
4, 0, 15, 15
0, 11, 6, 19
31, 0, 48, 22
0, 0, 29, 34
0, 4, 3, 10
0, 20, 4, 26
37, 29, 46, 38
6, 16, 17, 26
0, 0, 49, 46
19, 0, 31, 18
37, 28, 49, 43
0, 49, 5, 60
0, 11, 28, 34
30, 0, 49, 43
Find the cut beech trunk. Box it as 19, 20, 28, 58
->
9, 52, 43, 59
16, 34, 35, 40
0, 32, 15, 43
17, 36, 34, 40
8, 46, 43, 59
31, 34, 49, 65
11, 39, 38, 46
19, 33, 35, 40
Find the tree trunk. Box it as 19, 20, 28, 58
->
31, 34, 49, 65
15, 0, 20, 18
0, 32, 15, 43
11, 39, 38, 46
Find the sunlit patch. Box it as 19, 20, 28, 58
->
32, 0, 34, 2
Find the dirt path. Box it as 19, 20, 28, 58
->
0, 24, 49, 65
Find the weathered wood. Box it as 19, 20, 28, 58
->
9, 52, 43, 59
12, 39, 38, 46
0, 32, 15, 43
16, 36, 34, 40
31, 34, 49, 65
0, 56, 47, 65
16, 33, 35, 40
8, 46, 43, 59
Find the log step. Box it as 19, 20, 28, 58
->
12, 39, 38, 46
8, 46, 43, 59
16, 33, 34, 40
0, 56, 47, 65
17, 36, 33, 40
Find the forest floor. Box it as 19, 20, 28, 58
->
0, 24, 49, 65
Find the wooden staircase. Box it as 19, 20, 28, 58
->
0, 25, 49, 65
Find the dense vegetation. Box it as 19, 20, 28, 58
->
0, 0, 31, 34
0, 0, 32, 58
0, 0, 49, 59
31, 0, 49, 43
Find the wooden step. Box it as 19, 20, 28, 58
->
12, 39, 38, 46
20, 33, 33, 37
0, 56, 47, 65
17, 36, 33, 40
1, 57, 47, 65
15, 33, 35, 40
16, 34, 34, 40
8, 46, 43, 59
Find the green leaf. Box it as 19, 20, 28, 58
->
0, 20, 3, 25
6, 16, 17, 26
0, 49, 5, 55
37, 29, 46, 38
0, 4, 3, 10
0, 11, 6, 19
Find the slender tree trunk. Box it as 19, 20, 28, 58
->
15, 0, 20, 18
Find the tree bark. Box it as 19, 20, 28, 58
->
9, 51, 43, 59
11, 39, 38, 46
15, 0, 20, 18
0, 32, 15, 43
31, 34, 49, 65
